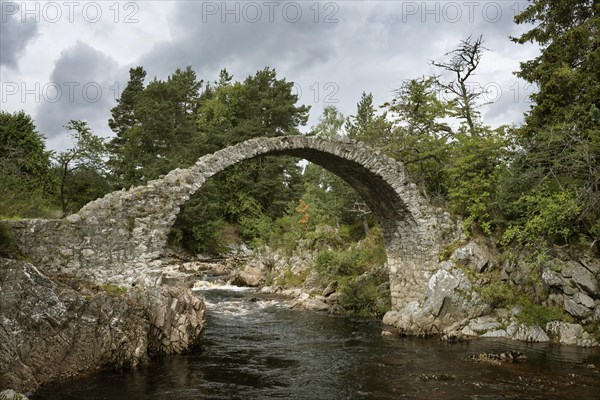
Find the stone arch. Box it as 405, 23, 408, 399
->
9, 136, 458, 316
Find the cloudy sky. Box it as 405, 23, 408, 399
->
1, 0, 539, 151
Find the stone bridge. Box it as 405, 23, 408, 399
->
8, 136, 463, 332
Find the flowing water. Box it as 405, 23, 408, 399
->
33, 283, 600, 400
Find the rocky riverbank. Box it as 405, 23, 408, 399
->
166, 238, 600, 348
0, 257, 205, 393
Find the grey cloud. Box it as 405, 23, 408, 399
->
131, 1, 536, 130
0, 1, 39, 68
137, 1, 340, 81
35, 42, 123, 140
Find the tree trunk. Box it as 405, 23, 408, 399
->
60, 163, 68, 217
362, 214, 372, 239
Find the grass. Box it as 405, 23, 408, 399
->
100, 283, 129, 297
516, 299, 574, 326
275, 267, 310, 288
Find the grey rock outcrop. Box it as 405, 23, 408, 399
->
541, 258, 600, 321
545, 321, 598, 346
0, 258, 205, 392
507, 323, 550, 342
451, 240, 495, 273
0, 390, 29, 400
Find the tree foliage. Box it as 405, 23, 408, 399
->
0, 111, 55, 217
108, 66, 202, 187
383, 76, 452, 202
168, 68, 309, 254
506, 0, 600, 249
55, 120, 107, 215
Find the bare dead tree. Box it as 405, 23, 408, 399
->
430, 35, 489, 136
352, 199, 373, 239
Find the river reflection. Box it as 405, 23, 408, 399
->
33, 287, 600, 400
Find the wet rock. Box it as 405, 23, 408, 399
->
481, 329, 509, 338
259, 286, 277, 294
291, 297, 330, 312
460, 325, 478, 337
466, 351, 527, 365
417, 373, 456, 381
508, 323, 550, 342
280, 288, 302, 298
161, 263, 195, 285
468, 316, 502, 333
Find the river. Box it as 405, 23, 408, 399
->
33, 283, 600, 400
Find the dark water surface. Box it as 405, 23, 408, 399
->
33, 285, 600, 399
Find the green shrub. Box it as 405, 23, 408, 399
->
584, 321, 600, 343
100, 283, 128, 296
191, 218, 227, 255
276, 267, 310, 288
502, 186, 582, 248
477, 279, 516, 308
338, 272, 390, 318
314, 249, 337, 275
305, 224, 345, 250
516, 299, 574, 326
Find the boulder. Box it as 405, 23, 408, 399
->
384, 262, 489, 335
423, 263, 489, 323
233, 265, 267, 287
545, 321, 598, 346
450, 241, 493, 273
541, 268, 567, 289
508, 323, 549, 342
546, 322, 584, 345
292, 297, 330, 312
